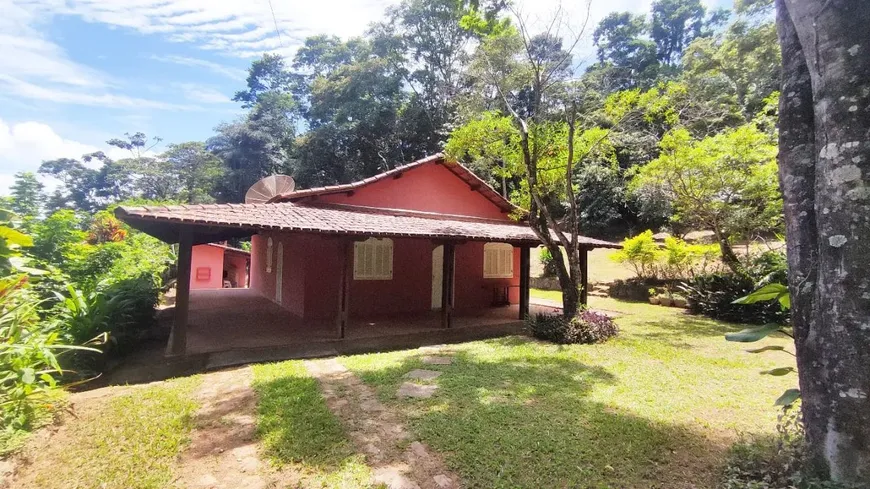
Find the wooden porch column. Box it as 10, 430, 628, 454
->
441, 242, 456, 328
167, 229, 193, 356
519, 245, 531, 319
336, 240, 352, 339
580, 247, 589, 306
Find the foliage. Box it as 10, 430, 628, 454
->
722, 403, 848, 489
538, 247, 559, 278
0, 273, 100, 437
526, 311, 619, 345
87, 211, 127, 244
611, 231, 660, 278
683, 272, 788, 325
30, 210, 87, 266
610, 230, 719, 281
9, 172, 44, 219
630, 123, 781, 273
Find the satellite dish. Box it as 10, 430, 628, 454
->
245, 175, 296, 204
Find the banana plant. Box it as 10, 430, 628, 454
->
727, 283, 800, 407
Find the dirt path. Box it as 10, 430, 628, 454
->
304, 358, 459, 489
173, 366, 276, 489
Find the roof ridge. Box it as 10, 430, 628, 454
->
269, 153, 515, 213
303, 202, 528, 226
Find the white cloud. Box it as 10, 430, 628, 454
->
0, 118, 142, 194
149, 54, 247, 80
175, 83, 233, 104
0, 75, 201, 111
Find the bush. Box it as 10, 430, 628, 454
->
682, 272, 788, 325
683, 250, 789, 325
526, 311, 619, 344
611, 230, 660, 278
609, 277, 663, 301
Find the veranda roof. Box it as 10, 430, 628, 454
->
116, 201, 620, 249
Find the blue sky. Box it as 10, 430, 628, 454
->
0, 0, 731, 193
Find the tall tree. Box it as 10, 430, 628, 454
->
456, 6, 649, 318
9, 172, 43, 218
651, 0, 723, 66
775, 0, 870, 482
162, 142, 224, 204
591, 12, 659, 90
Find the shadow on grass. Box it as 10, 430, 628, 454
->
345, 338, 732, 488
252, 363, 355, 471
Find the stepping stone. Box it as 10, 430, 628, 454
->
373, 466, 421, 489
397, 382, 438, 398
405, 369, 441, 381
422, 355, 453, 365
434, 474, 454, 488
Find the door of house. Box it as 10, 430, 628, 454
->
275, 241, 284, 305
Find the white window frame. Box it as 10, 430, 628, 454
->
266, 237, 273, 273
354, 238, 393, 280
483, 242, 514, 278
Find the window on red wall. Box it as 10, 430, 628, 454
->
354, 238, 393, 280
483, 243, 513, 278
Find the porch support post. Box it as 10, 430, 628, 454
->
519, 245, 531, 319
580, 247, 589, 306
167, 228, 192, 356
336, 239, 352, 339
441, 242, 456, 328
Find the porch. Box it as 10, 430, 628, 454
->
185, 288, 558, 355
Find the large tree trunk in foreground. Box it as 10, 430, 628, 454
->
776, 0, 870, 482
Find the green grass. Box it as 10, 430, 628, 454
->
252, 360, 378, 488
341, 300, 795, 488
19, 376, 201, 489
530, 287, 562, 302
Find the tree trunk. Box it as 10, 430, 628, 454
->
776, 0, 870, 482
715, 230, 745, 277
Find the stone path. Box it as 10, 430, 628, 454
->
173, 367, 275, 489
304, 357, 459, 489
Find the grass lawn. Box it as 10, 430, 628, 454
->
340, 299, 795, 488
252, 360, 377, 487
531, 247, 637, 283
14, 376, 201, 489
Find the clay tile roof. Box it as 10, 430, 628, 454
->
271, 153, 515, 213
116, 201, 620, 249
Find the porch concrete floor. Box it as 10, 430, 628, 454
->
186, 289, 544, 355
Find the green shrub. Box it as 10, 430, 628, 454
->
683, 250, 789, 325
0, 275, 99, 435
526, 311, 619, 344
611, 230, 660, 278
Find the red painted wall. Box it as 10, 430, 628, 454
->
454, 242, 520, 311
315, 163, 510, 220
249, 232, 306, 317
191, 245, 224, 290
224, 253, 248, 288
250, 232, 521, 320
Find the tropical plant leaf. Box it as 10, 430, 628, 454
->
761, 367, 796, 376
746, 345, 787, 353
733, 283, 789, 308
21, 368, 35, 384
0, 226, 33, 247
774, 388, 801, 406
725, 323, 782, 342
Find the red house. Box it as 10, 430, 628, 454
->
117, 154, 617, 357
191, 243, 250, 290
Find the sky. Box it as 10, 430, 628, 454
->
0, 0, 731, 194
